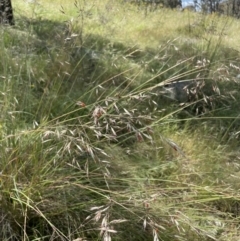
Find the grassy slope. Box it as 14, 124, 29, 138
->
1, 0, 240, 240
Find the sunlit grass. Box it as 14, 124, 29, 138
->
1, 0, 240, 240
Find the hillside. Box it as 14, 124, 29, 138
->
1, 0, 240, 240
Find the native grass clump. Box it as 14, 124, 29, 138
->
1, 0, 240, 240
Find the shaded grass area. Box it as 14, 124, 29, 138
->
1, 0, 240, 240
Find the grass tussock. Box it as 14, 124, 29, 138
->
1, 0, 240, 240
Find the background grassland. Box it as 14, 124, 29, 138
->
1, 0, 240, 240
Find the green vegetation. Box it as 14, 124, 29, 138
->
1, 0, 240, 240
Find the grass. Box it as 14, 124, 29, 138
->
1, 0, 240, 240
